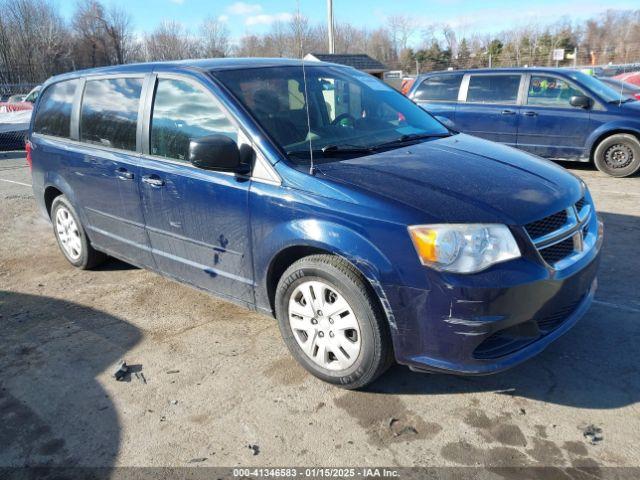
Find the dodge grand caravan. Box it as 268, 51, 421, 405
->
29, 59, 603, 389
408, 68, 640, 177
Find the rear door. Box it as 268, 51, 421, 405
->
516, 73, 591, 160
70, 75, 154, 267
137, 74, 254, 303
410, 73, 463, 123
455, 73, 524, 145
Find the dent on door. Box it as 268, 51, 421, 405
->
139, 161, 254, 304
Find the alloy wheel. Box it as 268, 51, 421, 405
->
55, 206, 82, 260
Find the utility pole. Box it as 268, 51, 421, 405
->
327, 0, 335, 54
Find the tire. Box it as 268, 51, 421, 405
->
593, 133, 640, 178
51, 195, 107, 269
275, 254, 393, 389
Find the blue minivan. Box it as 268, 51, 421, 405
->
408, 68, 640, 177
29, 59, 603, 388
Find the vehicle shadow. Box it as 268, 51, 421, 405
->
94, 257, 139, 272
371, 211, 640, 410
0, 290, 141, 468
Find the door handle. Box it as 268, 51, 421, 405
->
523, 111, 538, 116
115, 167, 134, 180
501, 109, 516, 115
141, 175, 165, 187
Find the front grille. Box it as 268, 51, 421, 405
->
536, 297, 583, 332
474, 297, 584, 359
473, 334, 534, 360
575, 196, 586, 212
525, 210, 568, 239
539, 237, 575, 264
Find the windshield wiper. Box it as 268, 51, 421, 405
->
370, 132, 450, 151
286, 144, 373, 158
609, 97, 635, 104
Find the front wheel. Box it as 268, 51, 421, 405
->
593, 133, 640, 178
275, 255, 392, 389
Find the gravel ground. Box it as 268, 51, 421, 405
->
1, 151, 639, 472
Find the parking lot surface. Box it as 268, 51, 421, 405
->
1, 151, 639, 470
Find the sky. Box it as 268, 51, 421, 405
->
56, 0, 639, 46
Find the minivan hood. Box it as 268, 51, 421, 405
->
617, 99, 640, 114
317, 134, 582, 225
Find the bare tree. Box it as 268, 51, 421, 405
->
144, 21, 200, 61
387, 14, 416, 55
0, 0, 70, 84
200, 17, 230, 57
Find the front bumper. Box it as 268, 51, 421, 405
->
387, 217, 603, 375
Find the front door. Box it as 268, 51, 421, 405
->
455, 73, 523, 146
138, 75, 253, 303
517, 74, 591, 160
411, 73, 463, 124
70, 76, 154, 267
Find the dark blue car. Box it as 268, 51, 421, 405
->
28, 59, 602, 388
408, 68, 640, 177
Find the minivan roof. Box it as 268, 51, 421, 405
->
45, 57, 345, 84
420, 67, 580, 77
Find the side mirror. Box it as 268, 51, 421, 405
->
188, 134, 249, 173
570, 95, 592, 109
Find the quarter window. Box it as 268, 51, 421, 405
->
527, 75, 585, 107
466, 75, 521, 104
413, 74, 463, 101
33, 80, 78, 138
150, 78, 238, 161
80, 78, 143, 151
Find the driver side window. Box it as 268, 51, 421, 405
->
150, 78, 238, 161
527, 75, 585, 108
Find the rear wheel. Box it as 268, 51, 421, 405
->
593, 133, 640, 178
275, 254, 392, 389
51, 195, 106, 269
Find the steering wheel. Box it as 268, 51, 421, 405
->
331, 113, 357, 127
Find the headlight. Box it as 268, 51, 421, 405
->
408, 224, 521, 273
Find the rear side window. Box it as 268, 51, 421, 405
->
33, 80, 78, 138
80, 78, 143, 151
413, 74, 463, 101
466, 75, 522, 104
150, 78, 237, 161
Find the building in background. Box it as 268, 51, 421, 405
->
304, 53, 388, 79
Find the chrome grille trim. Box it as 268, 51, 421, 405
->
525, 196, 594, 269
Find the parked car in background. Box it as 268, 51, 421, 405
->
409, 68, 640, 177
597, 77, 640, 101
613, 71, 640, 87
29, 59, 602, 388
0, 85, 40, 113
400, 77, 415, 95
0, 109, 31, 150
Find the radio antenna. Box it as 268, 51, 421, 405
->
297, 0, 315, 175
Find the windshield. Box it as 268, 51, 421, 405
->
214, 65, 450, 163
24, 87, 40, 103
567, 71, 628, 103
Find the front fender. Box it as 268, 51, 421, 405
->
255, 218, 401, 329
585, 120, 640, 153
